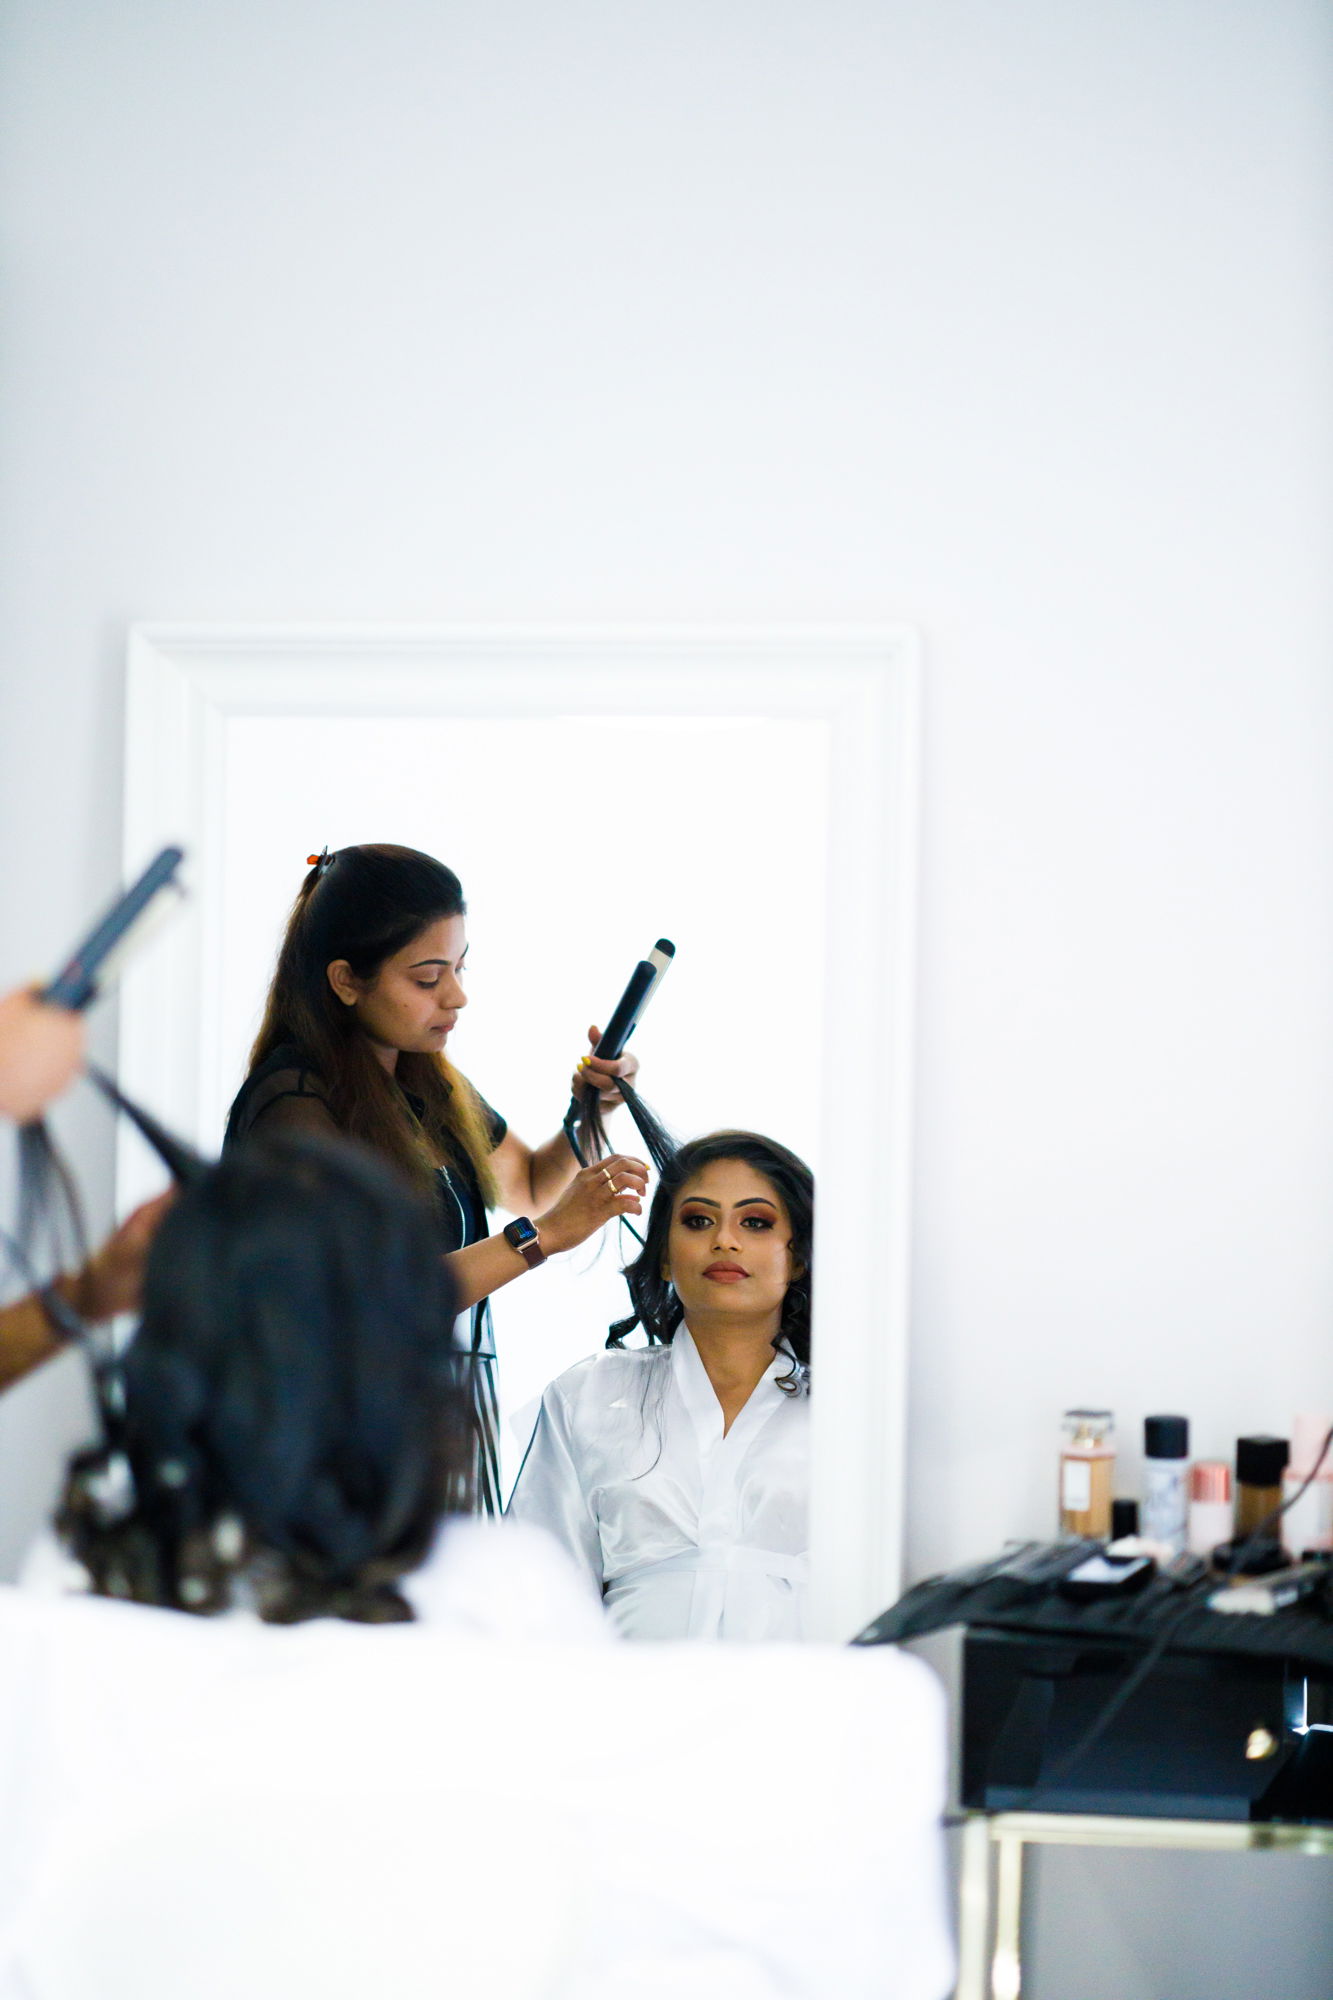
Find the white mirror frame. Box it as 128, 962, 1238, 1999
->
119, 622, 920, 1640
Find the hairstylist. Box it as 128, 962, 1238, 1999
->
0, 985, 175, 1394
223, 845, 649, 1511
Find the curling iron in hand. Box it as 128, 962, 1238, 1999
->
564, 940, 677, 1178
593, 939, 675, 1060
43, 847, 186, 1011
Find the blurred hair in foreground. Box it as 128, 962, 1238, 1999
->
60, 1133, 472, 1623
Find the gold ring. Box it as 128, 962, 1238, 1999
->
602, 1167, 616, 1192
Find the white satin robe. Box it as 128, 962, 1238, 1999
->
507, 1327, 810, 1641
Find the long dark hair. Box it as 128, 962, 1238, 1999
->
245, 843, 497, 1205
59, 1134, 472, 1623
608, 1130, 813, 1390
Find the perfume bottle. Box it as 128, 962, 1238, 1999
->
1059, 1409, 1115, 1539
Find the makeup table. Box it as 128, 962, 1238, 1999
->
856, 1546, 1333, 2000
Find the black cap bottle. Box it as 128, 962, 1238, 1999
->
1235, 1434, 1289, 1538
1142, 1414, 1190, 1555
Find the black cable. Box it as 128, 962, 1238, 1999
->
16, 1119, 88, 1288
1020, 1596, 1202, 1804
0, 1218, 122, 1419
1, 1071, 207, 1474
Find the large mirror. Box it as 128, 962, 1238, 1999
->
116, 624, 918, 1639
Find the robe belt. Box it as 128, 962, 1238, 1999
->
607, 1547, 809, 1589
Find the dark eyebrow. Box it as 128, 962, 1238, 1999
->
678, 1196, 778, 1211
408, 948, 467, 970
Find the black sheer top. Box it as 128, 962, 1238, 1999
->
224, 1044, 509, 1512
224, 1044, 507, 1254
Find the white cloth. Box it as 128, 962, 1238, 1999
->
507, 1328, 809, 1640
0, 1591, 955, 2000
1, 1519, 609, 1998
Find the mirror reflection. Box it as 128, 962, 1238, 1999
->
209, 709, 829, 1634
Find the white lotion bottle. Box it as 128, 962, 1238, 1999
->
1141, 1414, 1190, 1558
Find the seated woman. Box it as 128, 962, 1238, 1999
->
28, 1132, 607, 1641
507, 1131, 812, 1641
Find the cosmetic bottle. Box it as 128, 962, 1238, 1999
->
1280, 1413, 1333, 1558
1059, 1409, 1115, 1539
1234, 1435, 1289, 1541
1142, 1414, 1190, 1558
1187, 1462, 1232, 1560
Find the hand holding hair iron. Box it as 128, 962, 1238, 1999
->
565, 939, 677, 1178
43, 846, 186, 1011
0, 846, 185, 1121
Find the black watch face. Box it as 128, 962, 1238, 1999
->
507, 1218, 537, 1248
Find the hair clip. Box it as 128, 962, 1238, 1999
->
306, 847, 335, 876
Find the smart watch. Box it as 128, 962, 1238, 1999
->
502, 1216, 546, 1270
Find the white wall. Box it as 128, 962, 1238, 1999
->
1, 4, 1331, 1993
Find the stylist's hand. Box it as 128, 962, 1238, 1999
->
0, 987, 85, 1123
537, 1152, 649, 1255
568, 1025, 640, 1111
75, 1189, 177, 1321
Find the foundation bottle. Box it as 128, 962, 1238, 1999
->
1280, 1413, 1333, 1557
1059, 1409, 1115, 1539
1234, 1435, 1289, 1540
1187, 1462, 1233, 1559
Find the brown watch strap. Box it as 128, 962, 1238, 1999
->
503, 1217, 547, 1270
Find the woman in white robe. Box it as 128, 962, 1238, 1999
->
508, 1130, 812, 1640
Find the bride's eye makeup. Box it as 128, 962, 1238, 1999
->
676, 1199, 781, 1231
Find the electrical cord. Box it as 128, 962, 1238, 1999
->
0, 1216, 122, 1420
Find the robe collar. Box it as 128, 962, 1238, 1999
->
671, 1322, 792, 1457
